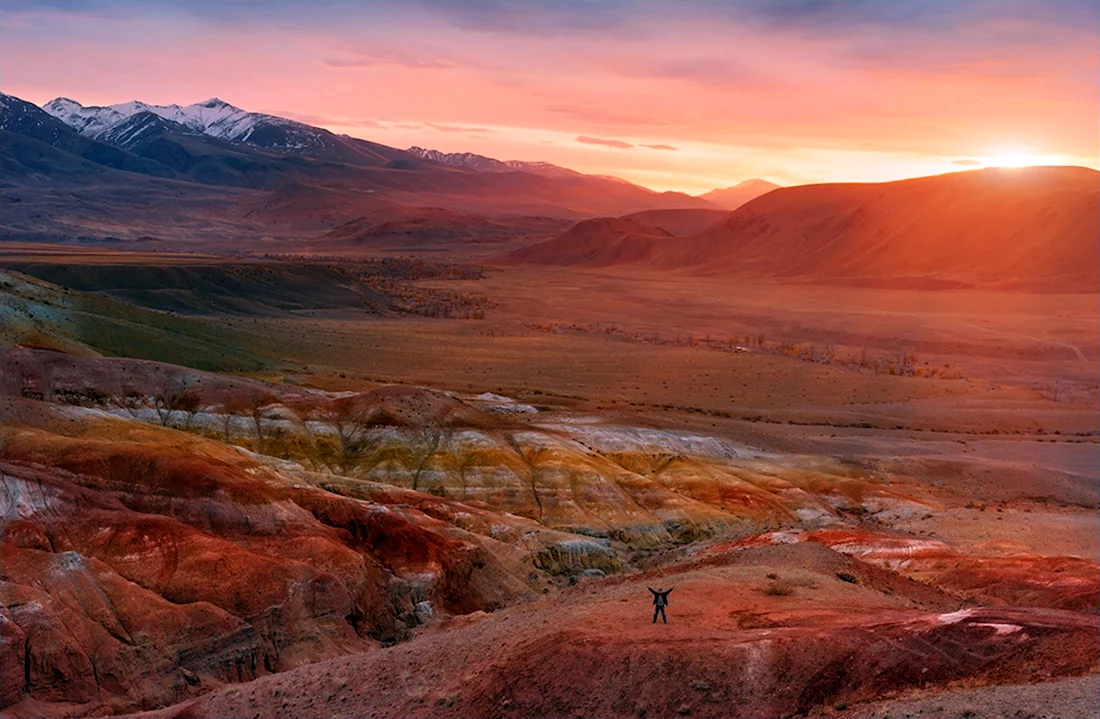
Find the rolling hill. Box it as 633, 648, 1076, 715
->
318, 207, 570, 249
501, 217, 675, 267
620, 208, 730, 236
508, 167, 1100, 291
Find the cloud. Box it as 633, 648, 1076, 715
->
426, 122, 491, 133
262, 109, 385, 128
642, 143, 678, 151
321, 53, 456, 70
547, 104, 667, 127
728, 0, 1100, 33
576, 135, 635, 149
951, 158, 983, 166
412, 0, 638, 37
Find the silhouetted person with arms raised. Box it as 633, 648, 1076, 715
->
648, 586, 673, 623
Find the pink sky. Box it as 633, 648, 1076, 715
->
2, 1, 1097, 193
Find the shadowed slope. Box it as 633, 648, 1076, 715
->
501, 217, 675, 267
620, 208, 731, 236
508, 167, 1100, 291
660, 166, 1100, 290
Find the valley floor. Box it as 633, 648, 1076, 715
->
1, 250, 1097, 718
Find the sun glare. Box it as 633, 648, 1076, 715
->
983, 149, 1061, 168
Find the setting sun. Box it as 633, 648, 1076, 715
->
984, 149, 1064, 168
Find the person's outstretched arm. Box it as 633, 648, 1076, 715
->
666, 588, 674, 595
648, 587, 658, 596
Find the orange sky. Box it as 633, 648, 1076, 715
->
2, 1, 1097, 193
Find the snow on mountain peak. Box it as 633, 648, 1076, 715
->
41, 96, 268, 144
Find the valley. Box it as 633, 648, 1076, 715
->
1, 78, 1097, 719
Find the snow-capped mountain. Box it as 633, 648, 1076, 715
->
406, 146, 597, 180
93, 112, 192, 150
1, 92, 74, 143
46, 97, 267, 142
41, 96, 399, 162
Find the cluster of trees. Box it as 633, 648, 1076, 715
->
524, 322, 966, 380
263, 254, 486, 281
370, 282, 492, 319
129, 382, 464, 490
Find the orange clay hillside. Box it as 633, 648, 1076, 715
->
502, 217, 676, 267
507, 167, 1100, 291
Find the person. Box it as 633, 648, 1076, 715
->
648, 586, 673, 623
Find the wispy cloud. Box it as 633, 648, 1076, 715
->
263, 109, 384, 129
321, 52, 456, 70
576, 135, 635, 149
547, 104, 667, 127
642, 144, 678, 151
426, 122, 491, 133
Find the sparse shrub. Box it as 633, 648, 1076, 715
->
836, 572, 858, 584
764, 579, 794, 596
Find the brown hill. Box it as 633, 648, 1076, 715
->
620, 208, 730, 236
500, 217, 675, 267
317, 206, 567, 249
512, 167, 1100, 291
699, 178, 781, 209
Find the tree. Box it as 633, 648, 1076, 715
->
409, 423, 452, 492
152, 376, 200, 428
442, 439, 479, 500
324, 395, 385, 475
504, 433, 549, 521
245, 389, 279, 454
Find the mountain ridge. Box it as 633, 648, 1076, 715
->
699, 178, 782, 209
504, 166, 1100, 291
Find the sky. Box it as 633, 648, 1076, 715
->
1, 0, 1097, 193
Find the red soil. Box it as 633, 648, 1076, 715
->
724, 527, 1100, 611
125, 544, 1099, 719
0, 403, 539, 716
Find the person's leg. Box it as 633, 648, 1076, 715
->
660, 607, 667, 623
653, 606, 659, 623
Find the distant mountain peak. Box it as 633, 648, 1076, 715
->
406, 145, 588, 180
699, 179, 781, 210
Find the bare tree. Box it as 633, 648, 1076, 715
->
246, 389, 278, 454
216, 394, 250, 444
324, 396, 385, 475
409, 423, 452, 492
504, 433, 549, 521
152, 377, 191, 427
442, 439, 480, 500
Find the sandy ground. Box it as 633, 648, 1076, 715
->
832, 673, 1100, 719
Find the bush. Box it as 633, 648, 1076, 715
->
836, 572, 858, 584
764, 579, 795, 596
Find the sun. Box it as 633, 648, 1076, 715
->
983, 149, 1060, 168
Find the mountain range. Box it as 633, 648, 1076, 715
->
0, 92, 723, 246
700, 178, 781, 209
4, 92, 1095, 291
506, 165, 1100, 291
